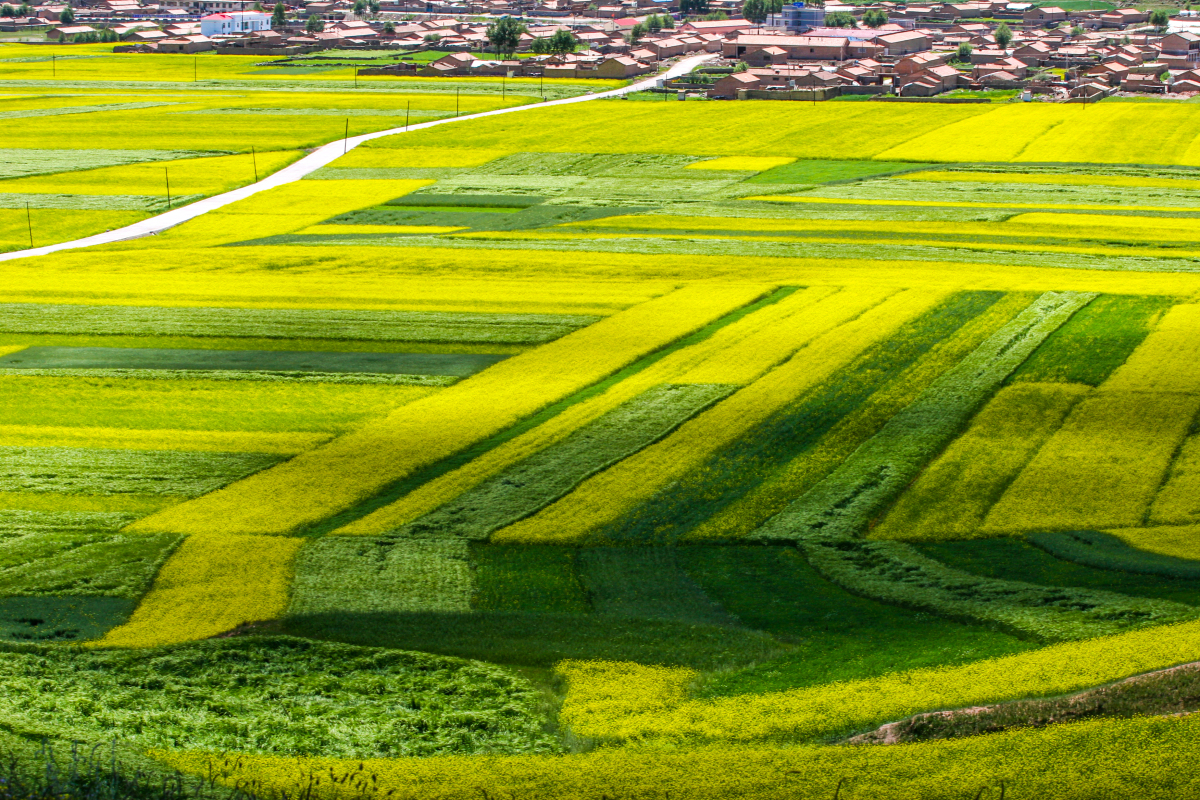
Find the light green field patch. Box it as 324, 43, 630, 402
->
0, 446, 281, 496
0, 510, 180, 599
289, 537, 472, 614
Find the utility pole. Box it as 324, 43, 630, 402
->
51, 54, 55, 77
251, 146, 258, 181
344, 118, 349, 153
165, 167, 171, 209
354, 66, 358, 88
405, 100, 410, 130
25, 202, 32, 248
456, 86, 460, 116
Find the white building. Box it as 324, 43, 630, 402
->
200, 10, 270, 35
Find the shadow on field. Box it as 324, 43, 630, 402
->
281, 610, 786, 670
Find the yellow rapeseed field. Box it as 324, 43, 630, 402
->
1109, 525, 1200, 560
684, 156, 795, 171
336, 146, 510, 168
1149, 432, 1200, 525
96, 534, 302, 648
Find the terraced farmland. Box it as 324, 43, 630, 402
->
10, 64, 1200, 799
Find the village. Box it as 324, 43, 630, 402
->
2, 0, 1199, 99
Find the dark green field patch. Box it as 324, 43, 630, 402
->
682, 547, 1035, 698
330, 204, 639, 233
915, 538, 1200, 606
284, 610, 785, 670
471, 545, 589, 613
579, 547, 739, 628
746, 160, 935, 185
1009, 294, 1174, 385
1029, 530, 1200, 579
0, 596, 135, 641
0, 346, 508, 376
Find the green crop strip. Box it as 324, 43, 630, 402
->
0, 510, 180, 599
594, 291, 1005, 545
917, 538, 1200, 605
1028, 530, 1200, 580
296, 286, 799, 537
756, 292, 1096, 544
1009, 294, 1175, 386
0, 447, 281, 497
392, 384, 735, 541
0, 303, 598, 345
745, 160, 936, 185
578, 548, 739, 629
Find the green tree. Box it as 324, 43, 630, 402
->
305, 12, 323, 32
352, 0, 365, 14
627, 20, 647, 42
271, 2, 286, 27
766, 0, 783, 12
549, 28, 575, 52
679, 0, 708, 17
60, 5, 74, 24
647, 12, 663, 31
0, 5, 15, 16
743, 0, 768, 24
99, 25, 117, 40
824, 10, 855, 26
383, 19, 395, 33
862, 8, 888, 26
486, 15, 526, 57
423, 31, 440, 42
18, 2, 32, 15
955, 41, 973, 62
660, 12, 674, 27
368, 0, 379, 12
530, 35, 550, 53
703, 9, 728, 19
1071, 23, 1083, 35
1150, 9, 1170, 29
995, 20, 1012, 51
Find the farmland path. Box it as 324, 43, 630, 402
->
0, 52, 717, 263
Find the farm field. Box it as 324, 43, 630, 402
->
10, 74, 1200, 800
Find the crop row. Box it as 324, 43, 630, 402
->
0, 445, 281, 497
98, 534, 301, 648
342, 286, 840, 535
130, 285, 772, 536
755, 291, 1094, 543
0, 375, 437, 434
389, 384, 734, 541
491, 287, 941, 545
598, 291, 1021, 545
0, 147, 216, 181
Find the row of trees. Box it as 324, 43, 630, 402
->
0, 3, 33, 17
530, 27, 578, 53
627, 13, 674, 44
